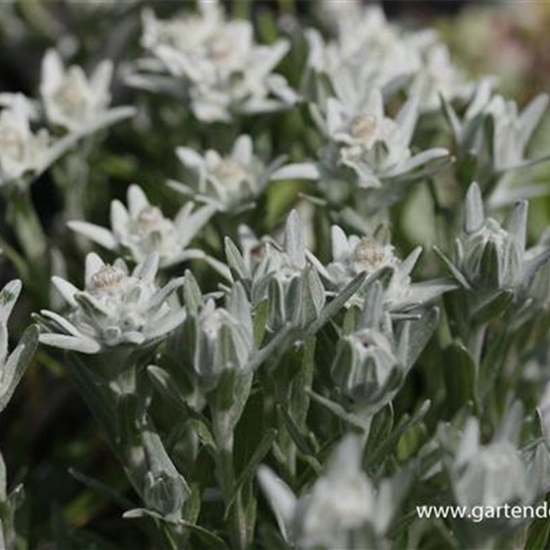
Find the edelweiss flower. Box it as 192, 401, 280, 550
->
68, 184, 215, 268
319, 89, 449, 188
0, 97, 50, 186
40, 49, 135, 134
320, 225, 453, 312
447, 183, 550, 291
171, 135, 287, 212
445, 82, 549, 175
450, 419, 529, 509
409, 42, 472, 112
307, 3, 419, 108
132, 1, 297, 122
258, 436, 401, 549
37, 253, 186, 353
483, 94, 549, 172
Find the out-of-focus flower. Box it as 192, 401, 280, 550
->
40, 49, 135, 134
308, 1, 469, 113
0, 93, 38, 120
258, 435, 405, 549
305, 9, 414, 112
410, 42, 472, 112
130, 1, 297, 122
68, 184, 215, 268
449, 419, 530, 509
443, 82, 549, 175
0, 97, 50, 186
171, 135, 289, 213
37, 253, 186, 353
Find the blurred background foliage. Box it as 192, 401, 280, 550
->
1, 1, 550, 547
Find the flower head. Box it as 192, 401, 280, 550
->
454, 183, 550, 292
132, 1, 297, 122
172, 135, 278, 212
258, 435, 404, 549
0, 97, 50, 186
324, 225, 453, 312
68, 184, 214, 267
37, 253, 186, 353
41, 50, 114, 132
313, 89, 449, 190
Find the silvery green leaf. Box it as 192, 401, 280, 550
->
404, 307, 439, 369
144, 309, 187, 341
257, 466, 296, 542
224, 237, 250, 281
183, 270, 203, 314
227, 283, 253, 343
358, 281, 384, 330
284, 210, 306, 269
504, 200, 528, 252
0, 280, 21, 324
439, 91, 462, 140
519, 93, 549, 147
471, 289, 514, 325
384, 148, 450, 180
0, 325, 38, 414
464, 182, 484, 234
147, 366, 186, 410
142, 430, 190, 519
433, 245, 471, 289
305, 272, 366, 337
39, 333, 102, 354
246, 323, 293, 372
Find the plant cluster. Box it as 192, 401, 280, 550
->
2, 1, 550, 549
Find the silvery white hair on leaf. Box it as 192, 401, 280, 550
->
68, 184, 215, 268
129, 1, 297, 122
40, 49, 135, 135
36, 252, 186, 354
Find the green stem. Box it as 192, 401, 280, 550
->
212, 414, 248, 550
